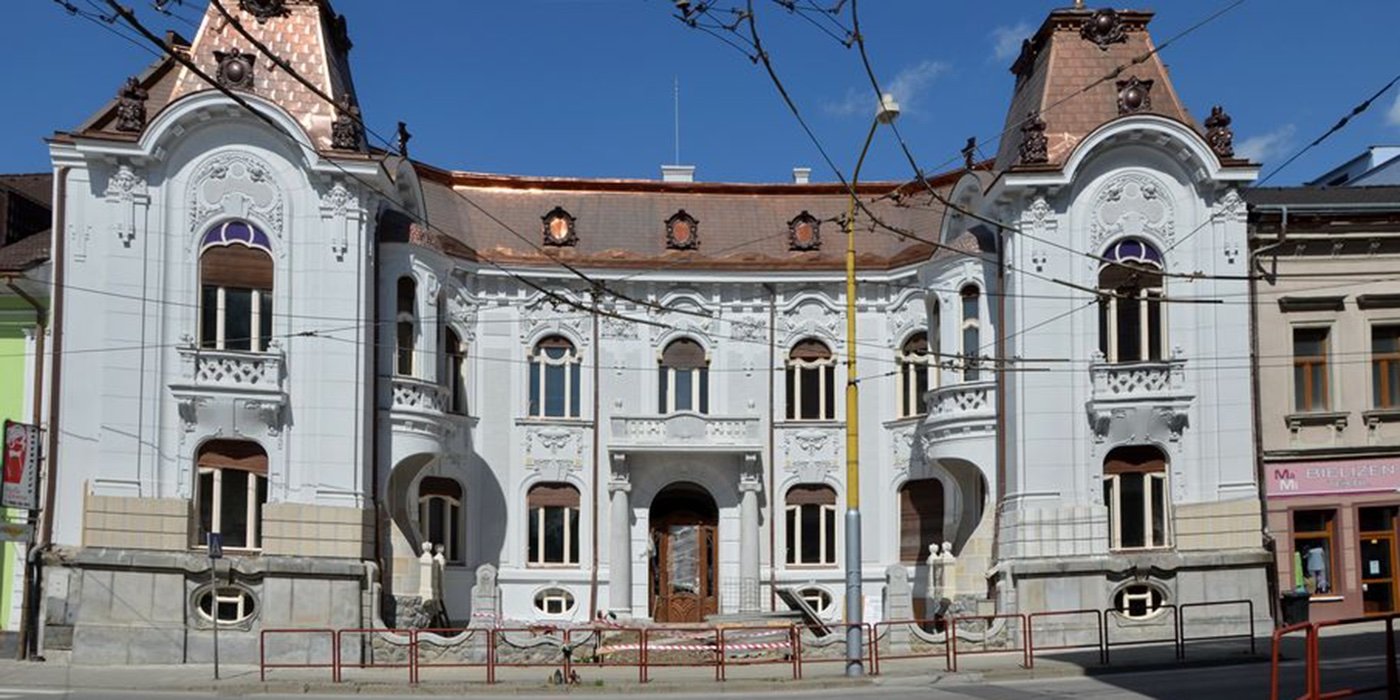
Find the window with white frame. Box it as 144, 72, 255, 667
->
533, 587, 576, 615
659, 338, 709, 414
528, 336, 582, 418
1103, 445, 1169, 550
199, 221, 273, 352
195, 439, 268, 550
1113, 583, 1166, 619
785, 485, 837, 566
797, 587, 833, 615
527, 483, 580, 566
786, 338, 835, 420
196, 585, 258, 625
960, 286, 981, 381
1097, 239, 1165, 363
445, 327, 467, 415
396, 276, 417, 376
418, 477, 463, 564
897, 331, 936, 418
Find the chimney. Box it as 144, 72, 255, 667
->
792, 167, 812, 184
661, 165, 696, 183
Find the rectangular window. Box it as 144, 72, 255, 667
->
1294, 327, 1330, 412
785, 502, 836, 566
1374, 326, 1400, 408
201, 286, 219, 350
1293, 509, 1335, 596
195, 467, 267, 551
569, 363, 582, 418
528, 362, 541, 416
544, 363, 566, 417
1104, 472, 1168, 550
397, 322, 415, 375
527, 486, 580, 567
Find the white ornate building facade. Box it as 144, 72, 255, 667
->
32, 1, 1271, 662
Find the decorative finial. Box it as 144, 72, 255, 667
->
396, 121, 412, 158
114, 76, 148, 133
961, 137, 977, 170
1074, 0, 1085, 8
1205, 105, 1235, 159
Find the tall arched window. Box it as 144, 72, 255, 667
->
897, 332, 936, 418
960, 286, 981, 381
527, 483, 580, 566
419, 476, 463, 564
396, 277, 417, 376
785, 485, 837, 566
195, 439, 268, 550
445, 327, 466, 415
899, 479, 944, 563
786, 339, 835, 421
199, 221, 273, 352
1103, 444, 1169, 550
1098, 239, 1165, 363
659, 338, 709, 414
529, 336, 581, 418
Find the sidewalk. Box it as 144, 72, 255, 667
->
0, 623, 1383, 696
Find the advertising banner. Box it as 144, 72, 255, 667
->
2, 421, 40, 511
1266, 456, 1400, 497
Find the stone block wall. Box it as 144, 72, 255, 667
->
82, 495, 190, 550
261, 503, 373, 559
1174, 498, 1262, 551
999, 505, 1108, 560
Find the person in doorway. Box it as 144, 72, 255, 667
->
1304, 545, 1329, 594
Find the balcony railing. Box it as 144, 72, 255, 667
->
1089, 359, 1186, 401
173, 346, 283, 395
610, 413, 762, 452
927, 381, 995, 419
391, 376, 450, 415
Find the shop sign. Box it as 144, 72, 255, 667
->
1267, 457, 1400, 496
2, 421, 40, 511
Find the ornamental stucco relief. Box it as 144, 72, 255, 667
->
781, 426, 839, 483
524, 425, 587, 481
1087, 172, 1175, 252
187, 152, 285, 256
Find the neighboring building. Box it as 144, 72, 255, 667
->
0, 172, 53, 635
33, 1, 1271, 664
1306, 146, 1400, 187
1249, 184, 1400, 621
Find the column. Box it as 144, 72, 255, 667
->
608, 473, 632, 616
739, 466, 762, 613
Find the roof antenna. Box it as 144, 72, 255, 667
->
673, 76, 681, 166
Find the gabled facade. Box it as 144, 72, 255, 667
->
32, 1, 1273, 664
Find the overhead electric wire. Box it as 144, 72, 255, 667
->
1254, 69, 1400, 187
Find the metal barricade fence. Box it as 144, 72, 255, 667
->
334, 628, 416, 684
1102, 604, 1181, 664
869, 618, 949, 675
411, 627, 493, 684
1310, 612, 1399, 700
948, 613, 1030, 672
1269, 621, 1316, 700
1026, 609, 1106, 667
258, 628, 336, 682
716, 625, 800, 681
794, 623, 873, 678
1178, 599, 1255, 659
640, 626, 721, 683
490, 626, 569, 682
564, 626, 645, 684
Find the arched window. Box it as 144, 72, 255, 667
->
1103, 445, 1169, 550
786, 339, 835, 421
1098, 239, 1165, 363
527, 483, 580, 566
195, 439, 268, 550
445, 327, 466, 415
199, 221, 273, 352
529, 336, 581, 418
396, 277, 417, 376
785, 485, 837, 566
960, 286, 981, 381
898, 332, 937, 418
418, 477, 463, 564
899, 479, 944, 563
659, 338, 709, 414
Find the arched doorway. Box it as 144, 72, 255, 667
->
649, 482, 718, 623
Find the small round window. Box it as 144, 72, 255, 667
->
533, 588, 575, 616
797, 587, 833, 615
197, 586, 257, 624
1113, 584, 1165, 620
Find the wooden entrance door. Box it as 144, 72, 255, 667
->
649, 511, 718, 623
1360, 507, 1399, 615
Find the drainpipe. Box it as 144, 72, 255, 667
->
588, 287, 601, 620
5, 274, 45, 662
764, 282, 777, 611
991, 223, 1007, 602
371, 234, 384, 615
1249, 204, 1286, 626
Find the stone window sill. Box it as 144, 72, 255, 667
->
1285, 411, 1349, 430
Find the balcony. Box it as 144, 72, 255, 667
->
388, 376, 457, 442
609, 413, 762, 454
1086, 359, 1193, 444
921, 380, 996, 439
168, 346, 287, 436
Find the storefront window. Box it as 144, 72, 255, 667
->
1293, 510, 1335, 595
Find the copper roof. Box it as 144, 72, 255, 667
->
409, 166, 960, 271
994, 8, 1197, 171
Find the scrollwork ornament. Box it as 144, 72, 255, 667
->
1080, 8, 1128, 50
1204, 105, 1235, 159
113, 76, 148, 133
1018, 112, 1048, 165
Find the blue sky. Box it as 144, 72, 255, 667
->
5, 1, 1399, 185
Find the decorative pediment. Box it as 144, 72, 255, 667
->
665, 210, 700, 250
542, 206, 577, 247
787, 211, 822, 251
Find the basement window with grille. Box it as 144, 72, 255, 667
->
1112, 583, 1166, 620
194, 584, 259, 627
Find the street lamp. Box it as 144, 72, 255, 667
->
844, 92, 899, 678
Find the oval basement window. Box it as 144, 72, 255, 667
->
534, 588, 576, 616
797, 587, 833, 615
196, 586, 258, 625
1113, 583, 1166, 620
